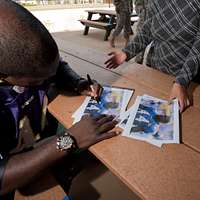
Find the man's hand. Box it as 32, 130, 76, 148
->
69, 115, 119, 149
77, 79, 103, 99
170, 82, 190, 112
105, 51, 127, 69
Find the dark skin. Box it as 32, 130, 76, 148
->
0, 74, 118, 195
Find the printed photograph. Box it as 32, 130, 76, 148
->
129, 96, 176, 141
83, 86, 125, 117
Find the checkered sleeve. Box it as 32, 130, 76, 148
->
175, 32, 200, 87
122, 4, 153, 61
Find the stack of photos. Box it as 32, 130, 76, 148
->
72, 86, 134, 124
120, 95, 180, 147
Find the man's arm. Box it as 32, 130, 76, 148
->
0, 136, 68, 195
55, 59, 83, 92
0, 115, 118, 195
55, 59, 103, 98
175, 32, 200, 87
170, 32, 200, 112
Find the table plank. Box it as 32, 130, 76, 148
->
85, 9, 138, 17
90, 137, 200, 200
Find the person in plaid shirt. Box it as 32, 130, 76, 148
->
105, 0, 200, 112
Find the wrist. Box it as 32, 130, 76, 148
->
121, 49, 129, 61
175, 78, 189, 88
74, 78, 85, 93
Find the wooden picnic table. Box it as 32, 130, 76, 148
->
48, 63, 200, 200
79, 9, 138, 41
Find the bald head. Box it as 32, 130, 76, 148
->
0, 0, 59, 78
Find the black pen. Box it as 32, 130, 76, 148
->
87, 74, 98, 102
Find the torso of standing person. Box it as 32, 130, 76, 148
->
124, 0, 200, 86
146, 0, 200, 84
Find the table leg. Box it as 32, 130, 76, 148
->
104, 15, 116, 41
104, 29, 112, 41
83, 12, 93, 35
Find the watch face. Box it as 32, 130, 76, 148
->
57, 135, 74, 151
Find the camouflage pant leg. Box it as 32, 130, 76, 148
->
135, 4, 146, 63
135, 4, 146, 32
112, 12, 132, 39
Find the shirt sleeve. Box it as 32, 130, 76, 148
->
175, 32, 200, 87
122, 1, 153, 61
0, 157, 8, 191
0, 103, 16, 192
55, 59, 83, 91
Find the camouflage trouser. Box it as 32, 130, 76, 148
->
112, 11, 133, 39
135, 4, 146, 32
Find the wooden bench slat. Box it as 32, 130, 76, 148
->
79, 19, 114, 29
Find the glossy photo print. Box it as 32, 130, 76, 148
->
72, 86, 134, 123
122, 95, 179, 147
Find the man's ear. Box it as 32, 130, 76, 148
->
0, 73, 8, 79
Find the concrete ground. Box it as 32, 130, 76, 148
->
15, 7, 141, 200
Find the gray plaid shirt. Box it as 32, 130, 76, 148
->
123, 0, 200, 86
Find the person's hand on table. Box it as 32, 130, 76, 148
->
77, 78, 103, 99
69, 115, 120, 149
105, 50, 127, 69
170, 82, 190, 113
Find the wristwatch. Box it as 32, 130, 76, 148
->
56, 132, 77, 152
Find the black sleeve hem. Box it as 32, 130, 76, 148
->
0, 157, 9, 191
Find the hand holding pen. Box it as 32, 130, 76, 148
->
87, 74, 103, 102
76, 74, 103, 100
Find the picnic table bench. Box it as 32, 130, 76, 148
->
79, 9, 138, 41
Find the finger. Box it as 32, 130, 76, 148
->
107, 63, 117, 69
108, 52, 115, 56
112, 64, 119, 69
81, 113, 91, 120
186, 98, 190, 107
91, 83, 102, 98
105, 58, 113, 65
98, 86, 103, 97
97, 115, 114, 125
98, 120, 118, 133
179, 99, 185, 113
169, 95, 175, 100
97, 131, 120, 142
89, 90, 97, 98
93, 114, 107, 121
